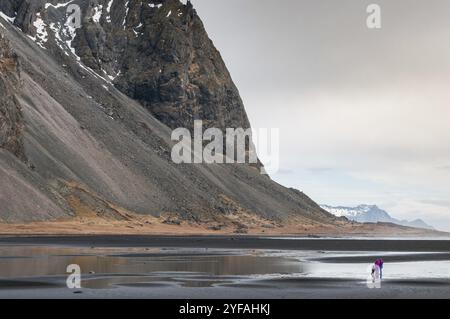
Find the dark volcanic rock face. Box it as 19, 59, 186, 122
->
0, 34, 25, 161
0, 0, 41, 34
79, 0, 251, 131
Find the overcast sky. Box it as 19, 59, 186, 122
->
193, 0, 450, 232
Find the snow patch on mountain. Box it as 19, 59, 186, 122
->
29, 13, 48, 49
0, 11, 16, 24
45, 1, 75, 10
106, 0, 114, 22
92, 5, 103, 23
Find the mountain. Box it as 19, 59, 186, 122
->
0, 0, 337, 229
320, 204, 435, 230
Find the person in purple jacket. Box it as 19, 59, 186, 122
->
375, 258, 384, 279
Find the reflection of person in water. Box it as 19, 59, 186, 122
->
371, 263, 380, 283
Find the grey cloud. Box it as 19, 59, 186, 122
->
420, 200, 450, 208
307, 167, 334, 173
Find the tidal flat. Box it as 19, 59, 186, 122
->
0, 236, 449, 298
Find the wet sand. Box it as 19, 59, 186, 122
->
0, 277, 449, 299
1, 235, 450, 252
0, 236, 449, 299
313, 253, 450, 263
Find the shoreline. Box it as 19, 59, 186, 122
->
1, 235, 450, 252
0, 217, 447, 239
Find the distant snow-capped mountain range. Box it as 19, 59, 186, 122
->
321, 204, 434, 230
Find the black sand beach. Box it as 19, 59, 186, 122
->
1, 277, 449, 299
1, 235, 450, 251
0, 236, 449, 299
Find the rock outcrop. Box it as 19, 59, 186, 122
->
0, 34, 25, 161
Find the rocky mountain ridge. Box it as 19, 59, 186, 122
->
0, 0, 337, 229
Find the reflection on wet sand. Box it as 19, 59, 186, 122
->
0, 246, 304, 289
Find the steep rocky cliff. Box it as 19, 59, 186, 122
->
0, 0, 336, 228
3, 0, 250, 132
